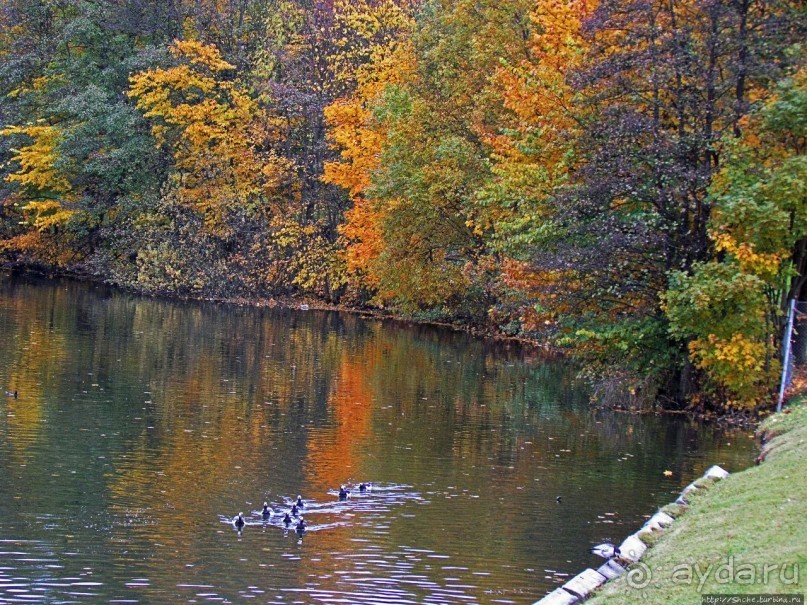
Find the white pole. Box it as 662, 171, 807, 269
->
776, 298, 797, 412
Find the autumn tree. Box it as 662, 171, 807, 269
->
506, 0, 804, 405
1, 0, 167, 265
327, 0, 534, 313
665, 65, 807, 406
250, 0, 348, 234
128, 39, 289, 238
478, 0, 598, 333
322, 0, 417, 298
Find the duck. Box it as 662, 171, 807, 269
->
5, 390, 17, 398
358, 483, 368, 493
262, 502, 272, 519
556, 496, 562, 503
590, 542, 621, 559
338, 485, 349, 500
291, 504, 299, 517
233, 512, 246, 529
296, 495, 304, 508
296, 517, 306, 532
283, 512, 292, 526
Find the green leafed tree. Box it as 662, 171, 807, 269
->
665, 63, 807, 407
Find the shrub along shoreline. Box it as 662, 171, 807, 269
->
584, 396, 807, 604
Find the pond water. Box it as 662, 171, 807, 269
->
0, 274, 756, 604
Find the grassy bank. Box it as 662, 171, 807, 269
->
588, 398, 807, 604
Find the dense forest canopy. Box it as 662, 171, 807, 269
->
1, 0, 804, 411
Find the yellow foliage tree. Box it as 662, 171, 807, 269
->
487, 0, 598, 211
128, 39, 289, 238
328, 0, 416, 90
0, 120, 80, 266
1, 123, 75, 231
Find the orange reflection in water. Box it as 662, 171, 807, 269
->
305, 350, 378, 494
298, 346, 380, 586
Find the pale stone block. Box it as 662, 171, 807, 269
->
619, 534, 648, 562
532, 587, 579, 605
597, 559, 626, 580
650, 511, 674, 527
562, 568, 608, 599
643, 511, 675, 531
676, 483, 699, 505
704, 465, 730, 480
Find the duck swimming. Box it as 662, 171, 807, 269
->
233, 512, 246, 529
283, 512, 292, 526
262, 502, 272, 519
5, 390, 17, 398
296, 495, 304, 508
590, 543, 620, 559
338, 485, 349, 500
291, 504, 299, 517
296, 517, 306, 532
358, 483, 368, 493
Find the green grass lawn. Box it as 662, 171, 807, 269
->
588, 399, 807, 604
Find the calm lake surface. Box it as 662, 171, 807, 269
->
0, 274, 756, 604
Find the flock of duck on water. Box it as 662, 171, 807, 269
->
6, 386, 624, 560
232, 483, 370, 535
230, 482, 622, 565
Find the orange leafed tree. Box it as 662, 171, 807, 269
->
323, 0, 417, 289
481, 0, 599, 330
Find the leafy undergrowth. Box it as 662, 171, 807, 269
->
587, 398, 807, 605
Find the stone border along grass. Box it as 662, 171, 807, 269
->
531, 465, 732, 605
532, 398, 807, 605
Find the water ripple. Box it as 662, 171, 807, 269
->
0, 275, 757, 604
